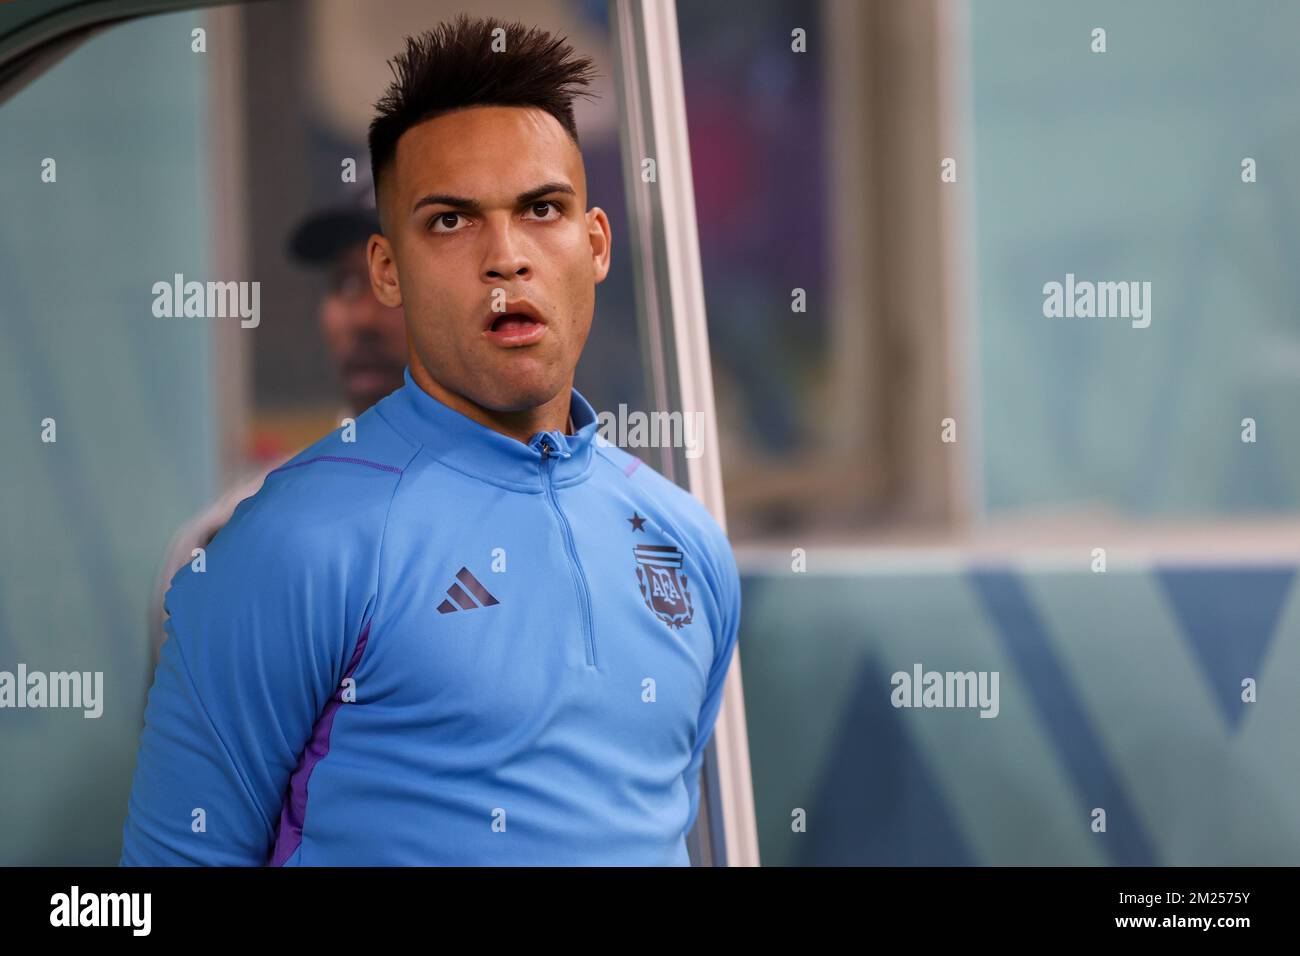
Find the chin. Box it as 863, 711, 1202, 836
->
478, 376, 565, 414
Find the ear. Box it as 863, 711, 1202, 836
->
367, 233, 402, 307
586, 206, 612, 285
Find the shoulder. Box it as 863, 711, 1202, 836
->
264, 401, 418, 491
163, 407, 419, 635
166, 457, 285, 562
594, 442, 739, 594
154, 457, 285, 611
212, 404, 420, 563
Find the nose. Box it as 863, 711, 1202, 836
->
481, 217, 531, 282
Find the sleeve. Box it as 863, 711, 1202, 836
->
120, 488, 364, 866
148, 513, 212, 671
681, 531, 743, 842
148, 469, 276, 669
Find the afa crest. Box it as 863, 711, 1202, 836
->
634, 544, 694, 629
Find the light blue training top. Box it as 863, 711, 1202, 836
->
120, 367, 741, 865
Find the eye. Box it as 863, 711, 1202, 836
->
428, 212, 470, 234
527, 200, 562, 220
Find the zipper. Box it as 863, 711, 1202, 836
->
539, 437, 597, 669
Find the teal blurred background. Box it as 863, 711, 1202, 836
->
0, 12, 215, 864
971, 0, 1300, 515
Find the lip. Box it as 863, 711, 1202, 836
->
482, 300, 549, 348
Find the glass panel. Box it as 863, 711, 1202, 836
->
0, 10, 216, 864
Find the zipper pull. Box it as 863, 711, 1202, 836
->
539, 437, 551, 460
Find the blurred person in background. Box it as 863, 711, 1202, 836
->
147, 176, 407, 665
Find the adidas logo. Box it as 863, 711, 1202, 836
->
436, 567, 500, 614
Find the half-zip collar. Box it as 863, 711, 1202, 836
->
379, 365, 599, 492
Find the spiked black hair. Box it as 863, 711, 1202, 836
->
368, 14, 599, 215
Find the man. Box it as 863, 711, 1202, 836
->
146, 172, 407, 667
121, 13, 741, 866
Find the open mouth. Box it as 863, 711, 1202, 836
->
483, 308, 548, 347
489, 314, 540, 333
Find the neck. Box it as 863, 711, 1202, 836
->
409, 363, 573, 444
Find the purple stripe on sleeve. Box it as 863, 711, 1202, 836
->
270, 455, 403, 476
267, 620, 373, 866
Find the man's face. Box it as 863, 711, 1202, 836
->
367, 105, 611, 414
320, 243, 408, 413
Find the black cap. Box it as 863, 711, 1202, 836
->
287, 175, 381, 266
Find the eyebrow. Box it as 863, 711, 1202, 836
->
410, 181, 576, 216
